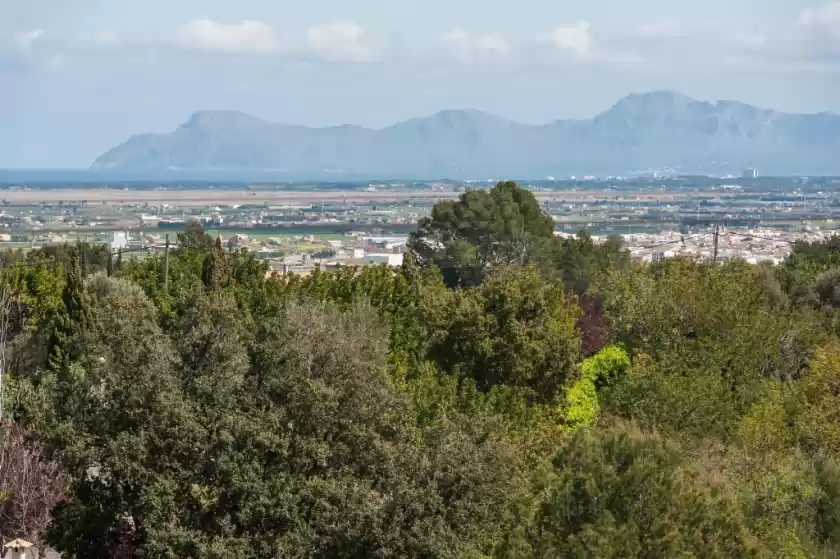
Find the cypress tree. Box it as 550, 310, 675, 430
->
201, 237, 228, 290
47, 250, 92, 372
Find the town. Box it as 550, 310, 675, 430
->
1, 174, 839, 272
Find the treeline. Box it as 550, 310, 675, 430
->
2, 181, 840, 557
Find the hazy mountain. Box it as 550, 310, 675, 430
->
92, 91, 840, 177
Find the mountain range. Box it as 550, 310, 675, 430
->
92, 91, 840, 178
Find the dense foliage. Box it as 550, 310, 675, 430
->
2, 181, 840, 557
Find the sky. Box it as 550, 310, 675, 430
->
2, 0, 840, 168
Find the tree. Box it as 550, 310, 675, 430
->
12, 204, 840, 558
409, 181, 555, 287
497, 422, 760, 558
598, 259, 773, 365
423, 266, 581, 402
560, 345, 631, 431
40, 275, 183, 557
786, 342, 840, 457
549, 231, 629, 296
36, 242, 111, 276
0, 421, 66, 549
45, 250, 92, 375
0, 280, 66, 551
176, 220, 215, 253
201, 238, 228, 290
40, 287, 525, 558
729, 361, 840, 556
596, 259, 826, 441
779, 235, 840, 299
576, 294, 610, 357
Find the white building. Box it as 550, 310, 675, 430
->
365, 253, 404, 267
110, 231, 129, 250
742, 168, 758, 179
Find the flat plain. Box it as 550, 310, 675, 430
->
0, 188, 755, 207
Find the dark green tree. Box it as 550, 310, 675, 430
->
497, 422, 760, 558
201, 238, 228, 290
37, 242, 111, 276
598, 259, 826, 441
779, 234, 840, 298
39, 287, 524, 558
45, 250, 92, 373
176, 220, 215, 253
549, 231, 629, 296
423, 266, 581, 402
409, 181, 555, 287
40, 274, 185, 557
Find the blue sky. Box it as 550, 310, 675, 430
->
2, 0, 839, 167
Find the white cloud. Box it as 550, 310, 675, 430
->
440, 28, 471, 60
539, 21, 592, 56
13, 29, 44, 53
637, 20, 682, 38
719, 6, 840, 77
477, 35, 511, 57
47, 53, 66, 71
440, 28, 511, 63
735, 33, 766, 49
800, 3, 840, 28
307, 22, 372, 61
793, 3, 840, 64
94, 28, 121, 46
800, 3, 840, 43
176, 18, 279, 53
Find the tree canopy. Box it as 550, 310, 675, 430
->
409, 181, 555, 287
4, 184, 840, 557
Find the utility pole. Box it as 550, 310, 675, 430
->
164, 234, 170, 291
713, 225, 720, 265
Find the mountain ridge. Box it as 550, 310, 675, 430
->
92, 91, 840, 177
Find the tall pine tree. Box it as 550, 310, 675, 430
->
201, 237, 228, 290
47, 249, 92, 373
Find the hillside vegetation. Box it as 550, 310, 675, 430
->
4, 181, 840, 557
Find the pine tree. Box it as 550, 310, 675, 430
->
201, 237, 228, 290
46, 250, 92, 372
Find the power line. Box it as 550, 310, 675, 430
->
629, 233, 710, 252
114, 244, 170, 255
721, 230, 802, 246
629, 229, 829, 253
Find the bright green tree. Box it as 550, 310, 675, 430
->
561, 344, 631, 430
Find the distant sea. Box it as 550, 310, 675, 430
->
0, 169, 328, 187
0, 169, 454, 187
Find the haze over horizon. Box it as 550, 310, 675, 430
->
3, 0, 840, 168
